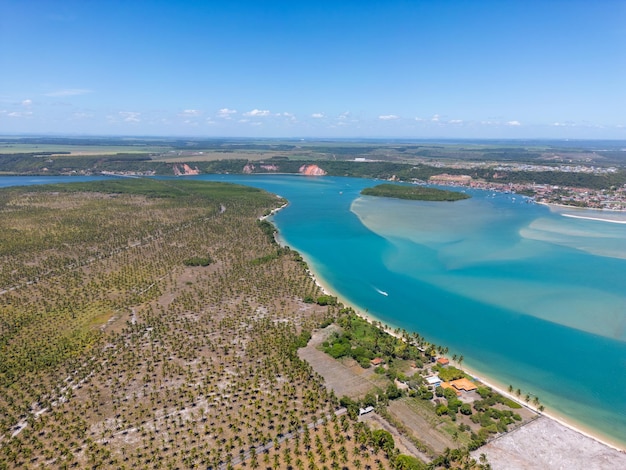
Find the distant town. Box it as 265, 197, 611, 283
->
2, 136, 626, 210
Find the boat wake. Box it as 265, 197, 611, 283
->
374, 287, 389, 297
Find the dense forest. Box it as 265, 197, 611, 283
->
361, 184, 470, 201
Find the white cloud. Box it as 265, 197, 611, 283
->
244, 109, 271, 117
21, 99, 33, 107
218, 108, 237, 118
44, 89, 92, 97
379, 114, 399, 120
338, 111, 350, 120
507, 120, 521, 126
119, 111, 141, 122
449, 119, 463, 124
72, 112, 94, 120
311, 113, 325, 118
178, 109, 201, 117
8, 111, 33, 118
431, 114, 440, 122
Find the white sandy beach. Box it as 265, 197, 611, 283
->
540, 201, 626, 224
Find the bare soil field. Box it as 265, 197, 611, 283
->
472, 416, 626, 470
298, 326, 387, 399
360, 411, 430, 463
387, 399, 455, 454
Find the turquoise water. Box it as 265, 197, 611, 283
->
194, 174, 626, 448
2, 174, 625, 448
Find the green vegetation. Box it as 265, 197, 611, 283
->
432, 364, 466, 382
2, 137, 625, 197
324, 312, 423, 371
320, 310, 532, 465
182, 256, 212, 266
361, 183, 470, 201
0, 179, 404, 469
0, 157, 544, 469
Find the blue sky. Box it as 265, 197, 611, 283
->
1, 0, 625, 138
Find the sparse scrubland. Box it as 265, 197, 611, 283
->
0, 179, 494, 469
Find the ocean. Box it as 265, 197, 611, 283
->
1, 174, 625, 448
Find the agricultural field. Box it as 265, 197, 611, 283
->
1, 179, 443, 469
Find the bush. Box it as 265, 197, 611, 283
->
316, 295, 338, 306
183, 256, 212, 266
357, 357, 372, 368
325, 342, 350, 359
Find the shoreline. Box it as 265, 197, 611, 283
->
291, 246, 626, 453
267, 196, 626, 453
454, 361, 625, 453
538, 201, 626, 223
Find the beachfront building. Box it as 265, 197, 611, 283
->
449, 378, 478, 392
425, 375, 442, 388
436, 357, 450, 367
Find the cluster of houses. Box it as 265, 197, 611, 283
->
425, 357, 478, 397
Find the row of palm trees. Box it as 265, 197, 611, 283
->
0, 181, 401, 468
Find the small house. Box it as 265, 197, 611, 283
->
450, 378, 478, 392
425, 375, 442, 388
436, 357, 450, 367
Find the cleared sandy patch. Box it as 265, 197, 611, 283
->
299, 326, 385, 398
472, 416, 626, 470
